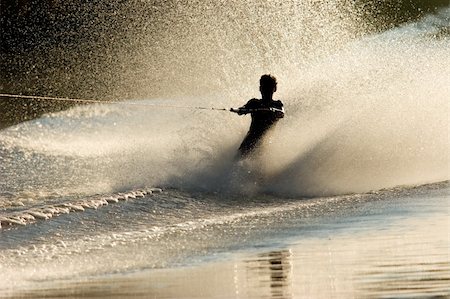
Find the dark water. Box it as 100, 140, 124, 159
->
1, 1, 449, 128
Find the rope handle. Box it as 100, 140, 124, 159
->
230, 107, 284, 114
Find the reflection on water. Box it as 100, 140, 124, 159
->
243, 250, 293, 299
236, 211, 449, 298
4, 196, 449, 299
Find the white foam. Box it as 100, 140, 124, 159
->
0, 187, 163, 228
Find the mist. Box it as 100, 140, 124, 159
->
1, 4, 448, 197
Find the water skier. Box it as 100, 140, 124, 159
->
231, 74, 284, 157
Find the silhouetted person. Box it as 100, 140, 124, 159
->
231, 74, 284, 157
